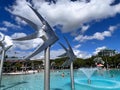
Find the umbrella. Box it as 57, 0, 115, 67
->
97, 64, 104, 67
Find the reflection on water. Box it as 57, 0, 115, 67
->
2, 81, 28, 90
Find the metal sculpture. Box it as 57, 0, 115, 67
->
13, 5, 58, 60
13, 5, 58, 90
58, 37, 76, 90
0, 32, 13, 86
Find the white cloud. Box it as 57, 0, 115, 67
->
0, 33, 13, 55
4, 35, 13, 48
50, 49, 65, 59
6, 43, 91, 59
15, 17, 27, 25
93, 31, 111, 40
11, 32, 26, 38
30, 48, 91, 59
74, 24, 119, 42
74, 44, 81, 49
74, 49, 91, 59
4, 0, 120, 59
28, 49, 65, 60
0, 27, 7, 31
93, 46, 107, 55
30, 52, 44, 60
4, 36, 91, 60
3, 21, 20, 29
5, 32, 44, 59
7, 0, 120, 33
11, 33, 43, 50
6, 49, 32, 59
81, 25, 90, 33
109, 24, 120, 32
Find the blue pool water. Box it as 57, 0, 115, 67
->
1, 69, 120, 90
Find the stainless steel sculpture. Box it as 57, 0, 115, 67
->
58, 37, 76, 90
13, 5, 58, 60
13, 5, 58, 90
0, 32, 13, 86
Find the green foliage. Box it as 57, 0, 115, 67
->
14, 62, 22, 70
53, 54, 120, 68
53, 57, 68, 67
3, 54, 120, 72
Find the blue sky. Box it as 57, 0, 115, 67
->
0, 0, 120, 59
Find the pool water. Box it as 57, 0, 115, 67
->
1, 69, 120, 90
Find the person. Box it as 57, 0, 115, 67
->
88, 79, 91, 84
61, 72, 65, 77
111, 74, 113, 78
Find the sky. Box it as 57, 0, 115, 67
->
0, 0, 120, 60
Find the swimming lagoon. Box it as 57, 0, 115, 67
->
1, 69, 120, 90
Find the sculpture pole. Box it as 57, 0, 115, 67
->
44, 46, 50, 90
0, 49, 5, 86
58, 37, 76, 90
70, 62, 74, 90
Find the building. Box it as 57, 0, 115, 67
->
98, 49, 116, 57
